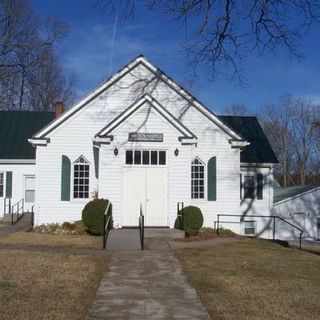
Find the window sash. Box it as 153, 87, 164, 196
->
244, 220, 256, 235
243, 176, 255, 199
73, 158, 90, 199
191, 159, 205, 199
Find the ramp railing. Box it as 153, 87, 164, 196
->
102, 201, 112, 249
139, 203, 145, 250
216, 214, 304, 249
11, 199, 24, 225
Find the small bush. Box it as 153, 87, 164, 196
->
62, 222, 74, 231
33, 221, 86, 235
74, 220, 86, 234
183, 206, 203, 236
82, 198, 112, 235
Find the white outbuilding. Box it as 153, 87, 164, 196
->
273, 186, 320, 240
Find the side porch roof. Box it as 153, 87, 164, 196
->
0, 111, 55, 160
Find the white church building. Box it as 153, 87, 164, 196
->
4, 56, 318, 240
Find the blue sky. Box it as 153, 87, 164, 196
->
31, 0, 320, 114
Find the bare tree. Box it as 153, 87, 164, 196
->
0, 0, 74, 111
260, 95, 320, 186
221, 103, 248, 116
27, 49, 75, 111
93, 0, 320, 84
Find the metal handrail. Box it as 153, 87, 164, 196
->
176, 202, 185, 231
103, 201, 111, 249
31, 205, 35, 227
139, 203, 144, 250
216, 214, 304, 249
11, 199, 24, 225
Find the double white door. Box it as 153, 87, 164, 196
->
123, 167, 167, 227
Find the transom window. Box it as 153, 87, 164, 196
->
191, 158, 204, 199
125, 150, 166, 166
0, 173, 3, 197
73, 156, 89, 199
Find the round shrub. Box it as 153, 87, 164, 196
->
174, 216, 182, 229
183, 206, 203, 236
82, 199, 112, 235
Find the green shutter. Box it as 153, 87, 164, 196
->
6, 171, 12, 198
240, 174, 242, 200
207, 157, 217, 201
257, 174, 263, 200
61, 155, 71, 201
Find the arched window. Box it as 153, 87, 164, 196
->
73, 156, 90, 199
191, 158, 204, 199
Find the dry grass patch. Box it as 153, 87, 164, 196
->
0, 250, 108, 320
176, 238, 320, 320
0, 230, 102, 249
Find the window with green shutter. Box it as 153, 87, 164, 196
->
61, 155, 71, 201
207, 156, 217, 201
5, 171, 12, 198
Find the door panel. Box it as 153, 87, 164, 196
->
146, 168, 167, 226
122, 167, 146, 226
122, 166, 168, 227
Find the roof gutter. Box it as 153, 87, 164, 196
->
0, 159, 35, 164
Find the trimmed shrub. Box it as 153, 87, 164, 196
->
82, 199, 113, 235
174, 216, 182, 230
183, 206, 203, 236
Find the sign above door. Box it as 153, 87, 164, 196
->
128, 132, 163, 142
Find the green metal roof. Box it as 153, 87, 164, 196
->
218, 115, 278, 164
0, 111, 55, 159
274, 185, 320, 203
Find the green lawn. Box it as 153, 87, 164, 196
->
176, 238, 320, 320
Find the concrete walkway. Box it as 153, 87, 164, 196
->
0, 214, 32, 236
289, 239, 320, 254
86, 235, 211, 320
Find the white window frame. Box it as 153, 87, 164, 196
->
0, 172, 4, 198
24, 175, 35, 203
241, 219, 256, 236
124, 149, 168, 167
191, 157, 205, 200
72, 156, 90, 200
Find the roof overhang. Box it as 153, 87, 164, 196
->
28, 138, 50, 146
240, 162, 274, 169
0, 159, 35, 164
229, 139, 250, 148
